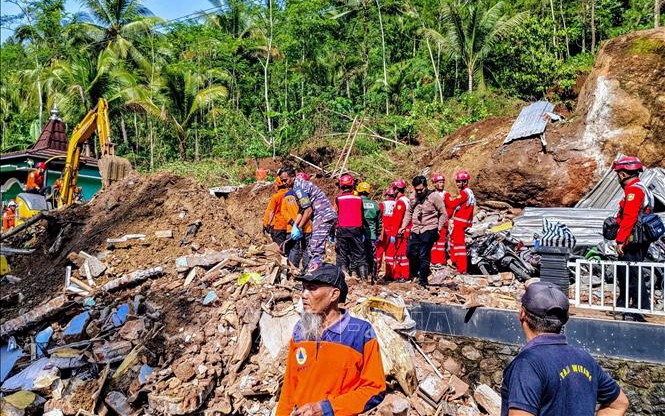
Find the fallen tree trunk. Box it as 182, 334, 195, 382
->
0, 295, 68, 336
98, 267, 164, 292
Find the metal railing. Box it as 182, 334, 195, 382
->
570, 259, 665, 316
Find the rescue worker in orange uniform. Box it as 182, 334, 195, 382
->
263, 177, 289, 246
376, 186, 398, 279
430, 173, 453, 265
282, 184, 313, 270
334, 174, 368, 280
2, 200, 18, 230
613, 156, 652, 313
392, 179, 411, 280
25, 161, 47, 194
448, 171, 475, 274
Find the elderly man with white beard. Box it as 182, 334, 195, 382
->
276, 263, 386, 416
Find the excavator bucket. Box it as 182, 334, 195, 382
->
98, 155, 133, 188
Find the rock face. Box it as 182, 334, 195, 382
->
428, 28, 665, 207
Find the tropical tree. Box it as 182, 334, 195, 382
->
424, 0, 527, 92
74, 0, 161, 70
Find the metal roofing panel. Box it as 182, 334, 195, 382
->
511, 207, 665, 247
504, 101, 554, 143
576, 167, 665, 209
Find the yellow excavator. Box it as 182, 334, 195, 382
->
14, 99, 132, 224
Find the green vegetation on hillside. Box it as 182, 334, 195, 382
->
1, 0, 660, 181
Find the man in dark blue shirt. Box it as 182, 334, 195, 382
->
501, 282, 629, 416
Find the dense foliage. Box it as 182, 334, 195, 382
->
0, 0, 660, 180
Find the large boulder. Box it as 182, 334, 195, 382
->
427, 29, 665, 207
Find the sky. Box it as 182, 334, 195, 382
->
1, 0, 213, 42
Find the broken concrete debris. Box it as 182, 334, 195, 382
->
0, 231, 520, 416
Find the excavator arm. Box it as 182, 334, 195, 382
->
58, 99, 121, 206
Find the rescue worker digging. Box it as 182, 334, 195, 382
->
357, 181, 382, 281
430, 173, 453, 266
334, 174, 368, 280
276, 263, 386, 415
612, 156, 652, 316
263, 177, 290, 245
281, 176, 313, 271
449, 171, 475, 274
279, 167, 337, 273
398, 176, 447, 286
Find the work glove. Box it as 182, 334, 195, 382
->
290, 225, 303, 241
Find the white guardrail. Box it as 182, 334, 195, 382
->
570, 259, 665, 316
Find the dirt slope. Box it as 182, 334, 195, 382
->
426, 28, 665, 207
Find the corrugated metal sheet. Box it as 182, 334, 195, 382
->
504, 101, 554, 144
511, 207, 665, 247
512, 207, 614, 247
576, 167, 665, 209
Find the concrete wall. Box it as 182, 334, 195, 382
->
421, 333, 665, 415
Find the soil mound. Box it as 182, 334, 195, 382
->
2, 172, 249, 320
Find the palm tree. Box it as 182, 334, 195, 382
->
74, 0, 161, 70
423, 0, 526, 92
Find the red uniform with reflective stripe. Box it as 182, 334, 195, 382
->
376, 199, 397, 277
276, 312, 386, 415
615, 178, 648, 244
449, 188, 475, 273
25, 170, 44, 191
431, 190, 453, 264
392, 195, 410, 279
336, 193, 364, 228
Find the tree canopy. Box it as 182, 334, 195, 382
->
1, 0, 660, 181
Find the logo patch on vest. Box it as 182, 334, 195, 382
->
627, 193, 635, 201
295, 347, 307, 365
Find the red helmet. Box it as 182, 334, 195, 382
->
432, 173, 445, 183
339, 174, 354, 187
296, 171, 310, 180
455, 170, 471, 181
612, 156, 643, 173
393, 179, 407, 189
384, 186, 396, 197
36, 162, 47, 170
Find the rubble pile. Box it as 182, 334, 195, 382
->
0, 172, 533, 415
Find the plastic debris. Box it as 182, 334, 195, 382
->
63, 311, 91, 339
111, 304, 131, 327
35, 327, 54, 358
0, 337, 24, 382
202, 290, 218, 305
139, 365, 153, 385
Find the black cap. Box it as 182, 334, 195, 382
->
521, 282, 569, 321
297, 263, 348, 303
